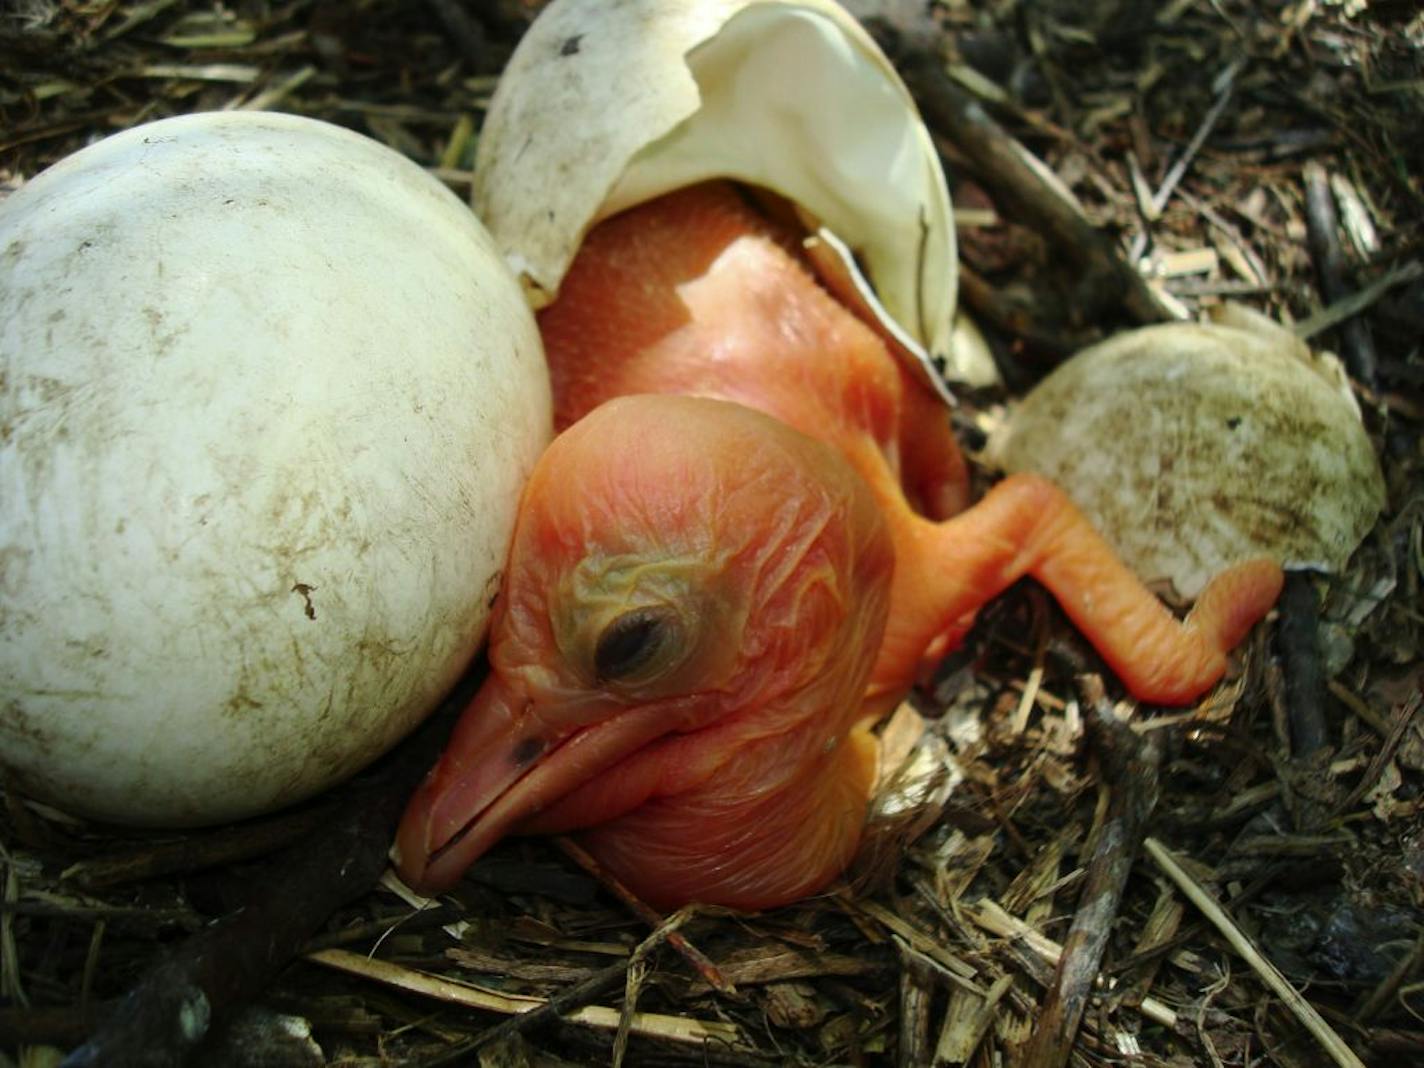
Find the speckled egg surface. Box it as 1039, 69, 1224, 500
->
0, 112, 551, 825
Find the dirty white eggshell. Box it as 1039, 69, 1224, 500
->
473, 0, 987, 389
988, 315, 1385, 600
0, 112, 552, 825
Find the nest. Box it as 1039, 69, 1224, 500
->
2, 2, 1422, 1066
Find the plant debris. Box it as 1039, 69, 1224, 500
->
2, 1, 1422, 1066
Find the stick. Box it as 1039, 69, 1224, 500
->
1304, 162, 1379, 391
442, 907, 715, 1068
1332, 693, 1422, 818
1293, 259, 1424, 340
1276, 571, 1329, 757
59, 669, 481, 1067
1144, 838, 1367, 1068
1353, 927, 1424, 1024
553, 836, 735, 995
846, 896, 981, 988
306, 948, 747, 1050
423, 960, 631, 1065
896, 938, 936, 1068
61, 803, 341, 890
968, 901, 1177, 1029
934, 973, 1012, 1065
900, 54, 1174, 328
956, 263, 1097, 359
1018, 677, 1162, 1068
1129, 60, 1243, 262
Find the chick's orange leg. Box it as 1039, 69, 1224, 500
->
895, 473, 1282, 705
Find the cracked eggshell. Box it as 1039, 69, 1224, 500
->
988, 312, 1385, 600
474, 0, 982, 389
0, 112, 552, 825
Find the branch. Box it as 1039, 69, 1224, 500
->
58, 670, 478, 1067
1304, 161, 1379, 391
1018, 677, 1161, 1068
900, 55, 1173, 328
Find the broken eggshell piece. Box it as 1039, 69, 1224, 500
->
473, 0, 987, 391
987, 310, 1385, 600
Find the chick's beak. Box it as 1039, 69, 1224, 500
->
393, 670, 680, 894
394, 671, 538, 891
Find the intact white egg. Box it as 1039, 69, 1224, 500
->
0, 112, 551, 825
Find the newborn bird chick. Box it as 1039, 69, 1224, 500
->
395, 183, 1282, 909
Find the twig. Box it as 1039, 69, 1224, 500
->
967, 901, 1177, 1029
416, 908, 724, 1068
1018, 677, 1162, 1068
844, 896, 981, 988
1276, 571, 1330, 757
552, 836, 735, 995
1144, 838, 1367, 1068
302, 904, 463, 952
956, 264, 1097, 358
236, 66, 318, 112
1293, 259, 1424, 340
615, 908, 704, 1068
933, 972, 1012, 1065
2, 861, 27, 1008
1370, 1029, 1424, 1057
1106, 882, 1184, 1014
306, 948, 748, 1050
896, 938, 936, 1068
0, 901, 198, 929
1353, 926, 1424, 1024
58, 671, 479, 1067
1327, 680, 1395, 738
61, 802, 341, 890
1175, 187, 1271, 286
1304, 161, 1380, 391
1129, 59, 1244, 262
94, 0, 182, 44
1, 772, 56, 851
432, 959, 630, 1064
899, 53, 1174, 328
1332, 693, 1422, 818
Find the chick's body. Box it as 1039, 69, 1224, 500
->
395, 183, 1282, 908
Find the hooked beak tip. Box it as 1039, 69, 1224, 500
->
391, 794, 438, 891
389, 672, 551, 894
393, 798, 478, 895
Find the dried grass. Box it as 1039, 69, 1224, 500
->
2, 2, 1422, 1066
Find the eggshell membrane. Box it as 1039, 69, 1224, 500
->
473, 0, 966, 381
0, 112, 552, 825
990, 320, 1384, 600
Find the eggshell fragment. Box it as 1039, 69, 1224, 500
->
988, 313, 1385, 599
0, 112, 552, 825
473, 0, 978, 387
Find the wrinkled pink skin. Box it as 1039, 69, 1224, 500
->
395, 184, 1283, 909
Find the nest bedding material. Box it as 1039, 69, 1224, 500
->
2, 1, 1422, 1065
